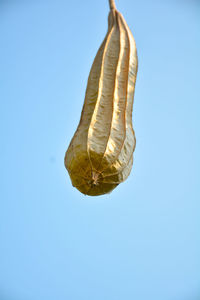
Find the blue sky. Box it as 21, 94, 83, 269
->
0, 0, 200, 299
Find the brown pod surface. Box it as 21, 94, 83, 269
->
64, 2, 138, 196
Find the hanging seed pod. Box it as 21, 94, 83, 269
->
64, 0, 138, 196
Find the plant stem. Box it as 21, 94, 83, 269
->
109, 0, 116, 10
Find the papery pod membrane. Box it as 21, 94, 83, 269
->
65, 0, 138, 196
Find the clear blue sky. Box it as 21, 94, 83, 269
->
0, 0, 200, 299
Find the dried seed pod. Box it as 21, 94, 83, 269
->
64, 0, 138, 196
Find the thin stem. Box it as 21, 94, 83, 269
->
109, 0, 116, 10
